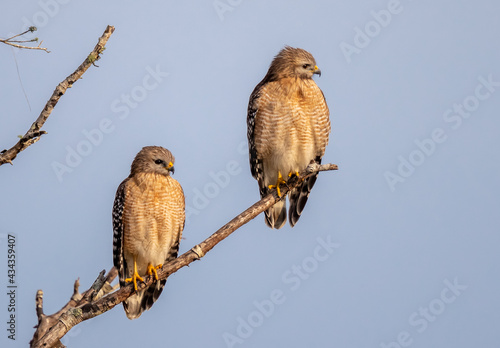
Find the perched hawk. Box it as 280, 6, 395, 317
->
247, 46, 331, 229
112, 146, 185, 319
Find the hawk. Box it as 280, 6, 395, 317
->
247, 46, 331, 229
112, 146, 185, 319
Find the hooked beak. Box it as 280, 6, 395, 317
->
166, 161, 175, 174
313, 65, 321, 77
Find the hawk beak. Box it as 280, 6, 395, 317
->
313, 65, 321, 77
166, 162, 175, 174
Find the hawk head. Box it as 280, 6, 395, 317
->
266, 46, 321, 80
130, 146, 175, 176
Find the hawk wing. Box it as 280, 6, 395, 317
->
247, 82, 264, 181
112, 178, 128, 288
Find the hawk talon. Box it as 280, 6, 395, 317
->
125, 260, 144, 291
268, 171, 287, 197
147, 263, 163, 280
288, 171, 302, 185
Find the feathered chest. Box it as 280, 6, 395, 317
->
252, 77, 330, 158
121, 173, 184, 258
122, 173, 182, 233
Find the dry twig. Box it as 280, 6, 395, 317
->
30, 269, 118, 347
30, 162, 338, 348
0, 25, 115, 166
0, 27, 49, 52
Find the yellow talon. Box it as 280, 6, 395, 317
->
288, 171, 300, 178
125, 259, 144, 291
147, 263, 163, 280
268, 171, 287, 197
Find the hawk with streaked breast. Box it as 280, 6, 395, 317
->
112, 146, 185, 319
247, 46, 331, 229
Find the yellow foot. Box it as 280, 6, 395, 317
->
147, 263, 163, 280
288, 171, 300, 178
268, 171, 287, 197
125, 264, 144, 291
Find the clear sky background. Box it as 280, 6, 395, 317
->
1, 1, 499, 347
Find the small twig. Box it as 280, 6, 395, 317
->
1, 27, 49, 52
5, 39, 39, 43
0, 25, 115, 166
79, 270, 106, 304
4, 27, 37, 41
30, 268, 118, 348
35, 290, 44, 323
30, 162, 338, 348
0, 40, 49, 51
71, 278, 82, 302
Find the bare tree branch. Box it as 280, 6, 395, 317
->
30, 162, 338, 348
1, 27, 49, 52
30, 269, 118, 347
0, 25, 115, 166
1, 40, 49, 51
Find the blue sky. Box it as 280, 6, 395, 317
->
1, 1, 499, 347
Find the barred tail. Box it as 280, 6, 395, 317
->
288, 173, 318, 227
123, 279, 166, 320
264, 200, 287, 229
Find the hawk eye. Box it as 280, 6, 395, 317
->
154, 159, 164, 165
302, 64, 310, 69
